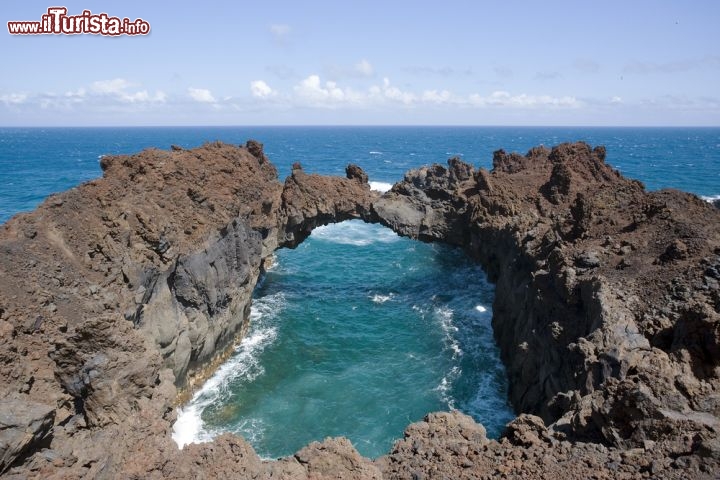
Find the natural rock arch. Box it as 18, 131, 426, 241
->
1, 140, 718, 478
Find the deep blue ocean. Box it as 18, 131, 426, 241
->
2, 127, 719, 223
1, 127, 718, 459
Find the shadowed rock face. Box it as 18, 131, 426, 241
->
0, 141, 377, 477
373, 142, 720, 477
1, 141, 719, 478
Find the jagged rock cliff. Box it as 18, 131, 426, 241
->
0, 141, 376, 477
373, 142, 720, 478
1, 140, 718, 479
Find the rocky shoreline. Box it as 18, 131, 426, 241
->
1, 141, 718, 478
374, 143, 720, 478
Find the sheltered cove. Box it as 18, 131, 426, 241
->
0, 141, 719, 478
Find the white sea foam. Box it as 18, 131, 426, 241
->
435, 366, 461, 408
435, 306, 458, 332
172, 292, 284, 449
434, 306, 462, 360
235, 417, 266, 447
369, 181, 393, 193
701, 195, 720, 203
474, 305, 488, 313
311, 220, 399, 246
369, 151, 383, 155
436, 376, 449, 396
370, 293, 394, 304
172, 402, 214, 449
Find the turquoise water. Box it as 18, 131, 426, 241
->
1, 126, 719, 458
173, 221, 511, 458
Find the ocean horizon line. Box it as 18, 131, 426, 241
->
1, 124, 719, 130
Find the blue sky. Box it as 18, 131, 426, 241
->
1, 1, 718, 126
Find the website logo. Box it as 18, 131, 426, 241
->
8, 7, 150, 36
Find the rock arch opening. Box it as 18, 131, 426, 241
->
174, 220, 514, 458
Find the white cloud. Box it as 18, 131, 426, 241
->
376, 78, 416, 105
421, 89, 452, 104
294, 75, 355, 106
188, 87, 216, 103
354, 59, 374, 77
0, 93, 28, 105
91, 78, 134, 95
123, 90, 167, 103
90, 78, 165, 103
250, 80, 276, 98
0, 72, 600, 124
3, 81, 164, 111
623, 56, 720, 75
611, 96, 623, 104
268, 75, 580, 111
65, 88, 86, 99
469, 91, 580, 108
326, 59, 376, 80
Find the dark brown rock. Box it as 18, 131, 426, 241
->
502, 414, 551, 447
545, 161, 573, 203
3, 139, 719, 479
448, 156, 474, 182
0, 142, 377, 478
293, 437, 382, 479
374, 141, 720, 478
346, 163, 369, 184
661, 239, 690, 262
245, 139, 266, 163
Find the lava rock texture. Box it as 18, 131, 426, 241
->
373, 142, 720, 478
1, 140, 718, 479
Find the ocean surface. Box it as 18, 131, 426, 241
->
1, 126, 718, 459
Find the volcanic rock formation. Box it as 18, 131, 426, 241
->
1, 140, 718, 479
0, 141, 376, 477
373, 142, 720, 478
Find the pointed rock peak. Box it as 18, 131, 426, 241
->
245, 140, 266, 163
345, 164, 369, 184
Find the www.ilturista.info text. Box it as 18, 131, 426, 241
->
7, 7, 150, 36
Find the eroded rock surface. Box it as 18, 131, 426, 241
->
373, 142, 720, 478
0, 141, 375, 477
1, 140, 718, 479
